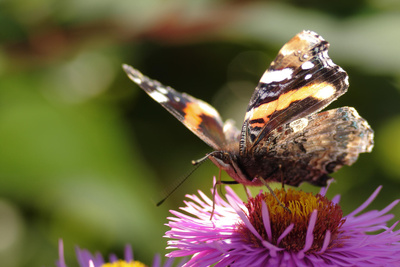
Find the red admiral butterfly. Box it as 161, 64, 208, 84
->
123, 30, 374, 188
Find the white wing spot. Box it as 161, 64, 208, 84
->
149, 90, 169, 103
198, 101, 219, 117
344, 75, 349, 86
290, 118, 309, 133
245, 109, 254, 120
301, 61, 314, 70
174, 96, 180, 102
157, 86, 168, 94
128, 74, 143, 84
305, 74, 312, 80
338, 67, 349, 86
314, 84, 335, 99
260, 68, 293, 84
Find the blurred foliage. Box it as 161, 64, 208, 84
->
0, 0, 400, 266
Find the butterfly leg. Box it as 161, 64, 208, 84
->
211, 168, 223, 220
210, 174, 239, 220
279, 164, 285, 189
220, 181, 240, 184
259, 177, 291, 213
218, 180, 239, 199
278, 164, 289, 204
243, 185, 252, 199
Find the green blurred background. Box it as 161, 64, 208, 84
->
1, 0, 400, 266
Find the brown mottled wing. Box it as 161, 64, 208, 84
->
256, 107, 374, 186
123, 64, 240, 150
241, 30, 349, 155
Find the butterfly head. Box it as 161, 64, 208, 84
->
208, 151, 263, 186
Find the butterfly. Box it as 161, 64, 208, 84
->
123, 30, 374, 189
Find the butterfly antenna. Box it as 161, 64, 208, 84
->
156, 157, 208, 206
191, 152, 215, 165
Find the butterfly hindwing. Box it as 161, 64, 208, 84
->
241, 31, 349, 155
252, 107, 374, 186
123, 64, 236, 150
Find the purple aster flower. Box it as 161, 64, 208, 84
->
166, 182, 400, 266
56, 239, 187, 267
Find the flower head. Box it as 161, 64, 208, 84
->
166, 183, 400, 266
57, 239, 187, 267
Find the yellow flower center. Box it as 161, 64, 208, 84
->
102, 260, 147, 267
237, 188, 345, 253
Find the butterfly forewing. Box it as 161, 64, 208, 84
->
123, 64, 229, 150
241, 31, 349, 155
